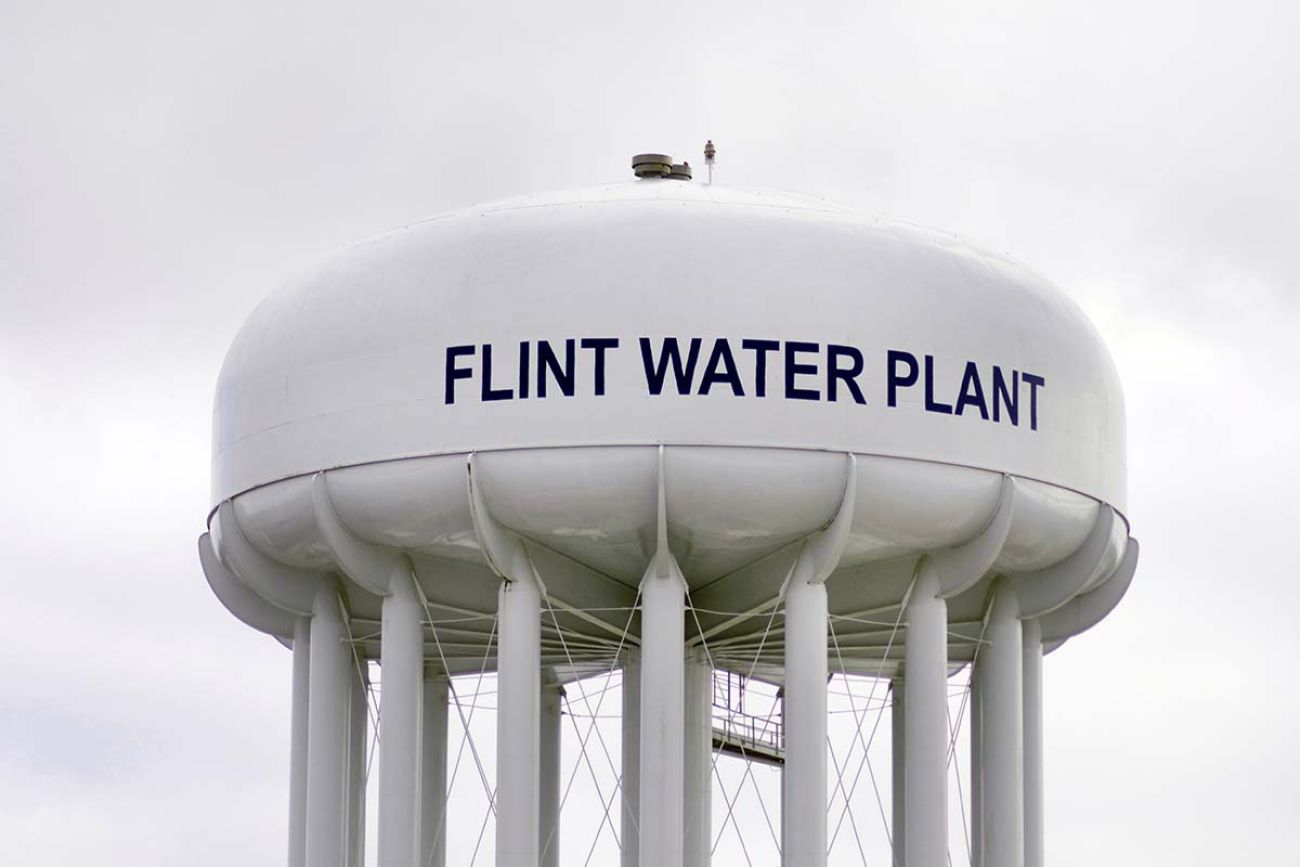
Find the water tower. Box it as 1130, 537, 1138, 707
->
199, 148, 1138, 867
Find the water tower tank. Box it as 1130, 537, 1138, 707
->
199, 157, 1138, 867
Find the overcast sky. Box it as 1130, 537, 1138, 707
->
3, 1, 1298, 864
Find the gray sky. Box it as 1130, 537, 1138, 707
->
3, 0, 1297, 864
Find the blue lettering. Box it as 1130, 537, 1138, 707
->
445, 345, 475, 404
580, 337, 619, 396
954, 361, 989, 420
537, 339, 576, 398
444, 338, 1043, 429
481, 344, 514, 401
518, 340, 530, 399
887, 350, 918, 407
992, 367, 1018, 425
785, 341, 820, 400
923, 354, 952, 414
741, 338, 779, 397
699, 339, 745, 396
827, 344, 867, 404
1024, 373, 1045, 430
640, 337, 703, 395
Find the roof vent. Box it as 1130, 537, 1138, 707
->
668, 162, 692, 180
632, 153, 674, 179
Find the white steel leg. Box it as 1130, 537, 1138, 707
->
290, 616, 311, 867
783, 574, 828, 867
1023, 617, 1044, 867
639, 573, 685, 867
683, 649, 713, 867
621, 653, 641, 867
984, 583, 1024, 867
420, 673, 450, 867
540, 676, 564, 867
891, 676, 905, 867
496, 573, 541, 867
379, 572, 424, 867
306, 586, 351, 867
347, 661, 368, 867
903, 563, 948, 867
971, 660, 984, 867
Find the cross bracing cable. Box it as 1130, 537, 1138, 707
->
711, 759, 756, 866
828, 615, 887, 865
421, 604, 498, 867
541, 590, 642, 860
582, 779, 627, 867
688, 591, 785, 863
544, 595, 625, 853
559, 688, 622, 851
826, 732, 871, 865
826, 577, 914, 854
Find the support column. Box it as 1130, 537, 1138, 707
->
903, 563, 948, 867
306, 586, 351, 867
621, 653, 641, 867
540, 675, 564, 867
983, 582, 1024, 867
639, 572, 685, 867
290, 616, 312, 867
890, 677, 905, 867
496, 572, 541, 867
783, 575, 828, 867
421, 673, 450, 867
347, 661, 368, 867
379, 572, 424, 867
683, 649, 713, 867
1022, 618, 1044, 867
778, 695, 786, 867
970, 661, 984, 867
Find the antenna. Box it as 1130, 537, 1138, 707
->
704, 139, 716, 185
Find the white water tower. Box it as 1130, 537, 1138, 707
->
200, 148, 1137, 867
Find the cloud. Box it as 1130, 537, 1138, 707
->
2, 0, 1297, 864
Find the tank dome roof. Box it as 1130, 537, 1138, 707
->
212, 179, 1125, 512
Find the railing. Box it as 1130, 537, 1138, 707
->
711, 670, 784, 762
